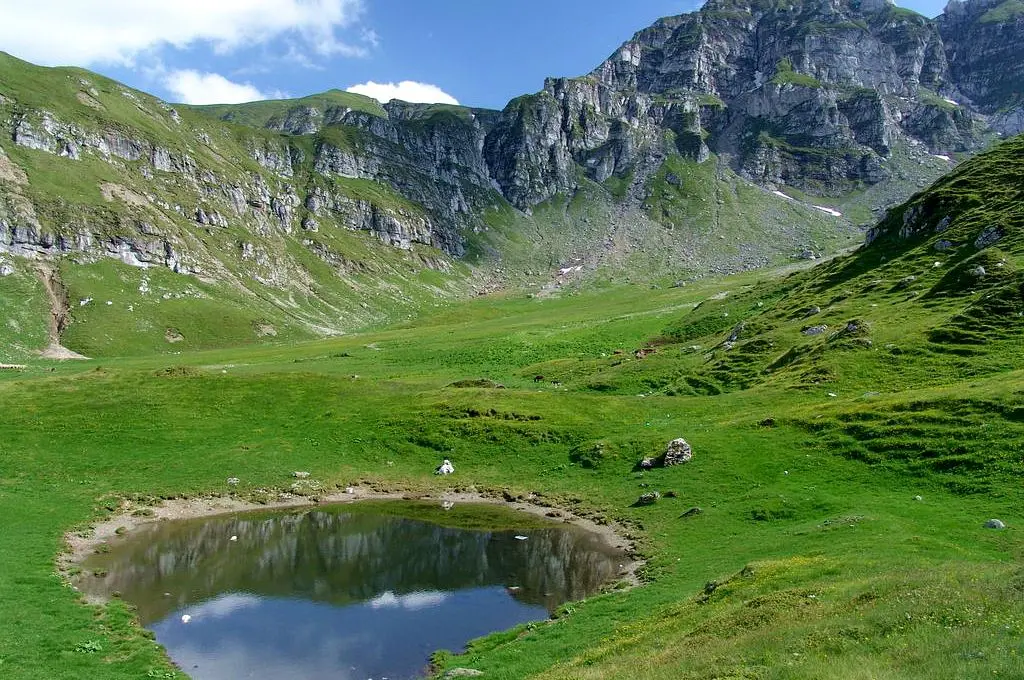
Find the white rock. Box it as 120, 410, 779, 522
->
181, 615, 192, 624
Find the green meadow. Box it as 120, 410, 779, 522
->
1, 138, 1023, 680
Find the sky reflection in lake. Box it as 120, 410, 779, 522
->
83, 503, 624, 680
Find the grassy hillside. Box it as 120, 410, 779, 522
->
0, 53, 481, 359
0, 136, 1022, 679
187, 89, 388, 127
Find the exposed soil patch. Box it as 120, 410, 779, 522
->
100, 182, 148, 208
35, 264, 89, 360
0, 149, 28, 185
76, 90, 105, 110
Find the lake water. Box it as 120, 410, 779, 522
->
81, 501, 626, 680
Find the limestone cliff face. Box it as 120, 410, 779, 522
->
939, 0, 1024, 134
1, 0, 1022, 282
471, 0, 1022, 206
568, 0, 981, 193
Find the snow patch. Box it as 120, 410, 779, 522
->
772, 190, 794, 201
813, 205, 842, 218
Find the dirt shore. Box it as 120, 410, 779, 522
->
61, 485, 643, 599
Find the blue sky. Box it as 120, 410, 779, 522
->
0, 0, 951, 110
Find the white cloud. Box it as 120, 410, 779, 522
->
0, 0, 367, 66
346, 81, 459, 105
163, 70, 273, 105
182, 593, 262, 620
368, 590, 449, 610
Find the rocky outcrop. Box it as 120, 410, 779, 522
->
940, 0, 1024, 133
573, 0, 1004, 193
0, 0, 1021, 288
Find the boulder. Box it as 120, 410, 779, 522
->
802, 324, 829, 336
635, 491, 660, 506
663, 438, 693, 466
443, 670, 484, 679
984, 519, 1006, 530
727, 322, 746, 343
974, 227, 1003, 250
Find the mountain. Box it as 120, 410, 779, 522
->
0, 0, 1021, 358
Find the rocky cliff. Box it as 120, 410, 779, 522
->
0, 0, 1022, 356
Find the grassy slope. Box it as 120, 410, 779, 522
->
1, 53, 1023, 679
185, 90, 387, 126
0, 138, 1023, 680
0, 54, 477, 359
0, 270, 1021, 679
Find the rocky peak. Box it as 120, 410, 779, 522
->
938, 0, 1024, 132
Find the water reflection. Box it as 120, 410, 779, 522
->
82, 503, 624, 680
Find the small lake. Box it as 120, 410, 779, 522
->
81, 501, 627, 680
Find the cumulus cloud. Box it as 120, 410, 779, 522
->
0, 0, 367, 66
368, 590, 449, 610
163, 70, 274, 105
346, 81, 459, 105
182, 593, 262, 620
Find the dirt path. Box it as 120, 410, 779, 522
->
34, 263, 89, 360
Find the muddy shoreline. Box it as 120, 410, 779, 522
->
61, 485, 644, 602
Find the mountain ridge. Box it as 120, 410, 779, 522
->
0, 0, 1021, 357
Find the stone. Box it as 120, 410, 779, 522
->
635, 491, 660, 506
805, 306, 821, 317
970, 265, 987, 279
974, 227, 1004, 250
443, 670, 484, 679
0, 263, 14, 276
435, 459, 455, 475
639, 457, 656, 470
680, 506, 703, 519
292, 471, 310, 479
984, 519, 1006, 530
802, 325, 829, 336
913, 495, 923, 501
663, 438, 693, 466
727, 322, 745, 343
934, 240, 954, 251
226, 477, 240, 486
